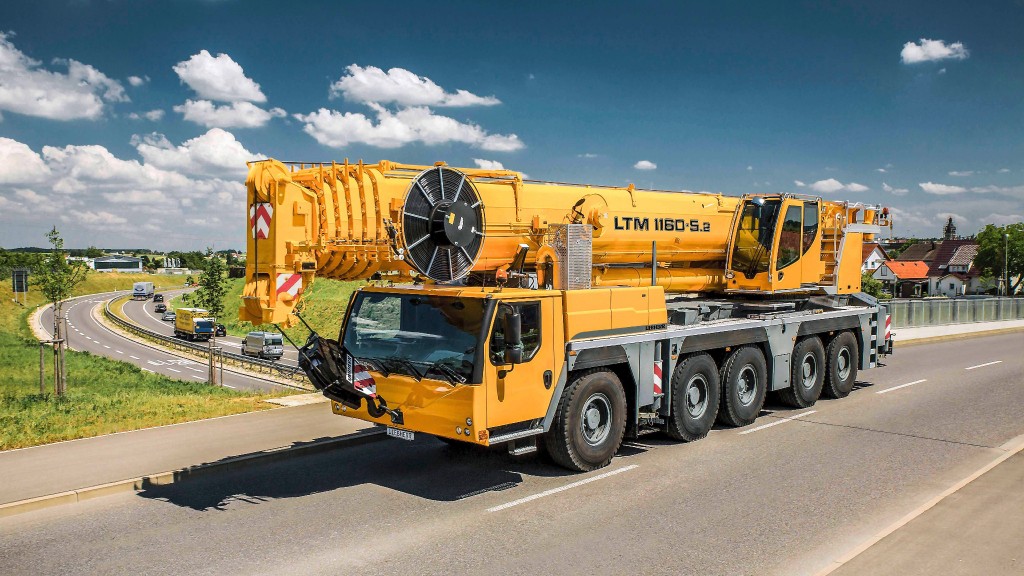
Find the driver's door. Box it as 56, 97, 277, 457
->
485, 298, 556, 428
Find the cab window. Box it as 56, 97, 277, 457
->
490, 302, 541, 364
776, 205, 802, 270
802, 202, 818, 254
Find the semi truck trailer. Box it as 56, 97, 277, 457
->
132, 281, 154, 300
241, 159, 893, 471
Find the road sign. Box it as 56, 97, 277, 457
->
12, 268, 28, 293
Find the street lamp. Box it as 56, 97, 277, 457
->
1005, 233, 1011, 297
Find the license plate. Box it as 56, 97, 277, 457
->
387, 427, 414, 441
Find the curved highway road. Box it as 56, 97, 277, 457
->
40, 292, 285, 393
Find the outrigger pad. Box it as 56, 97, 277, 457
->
298, 332, 362, 409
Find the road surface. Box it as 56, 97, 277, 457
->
2, 332, 1021, 575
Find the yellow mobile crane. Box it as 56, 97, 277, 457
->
242, 159, 893, 471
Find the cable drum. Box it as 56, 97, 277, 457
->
401, 166, 485, 282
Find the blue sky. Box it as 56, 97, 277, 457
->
1, 0, 1022, 250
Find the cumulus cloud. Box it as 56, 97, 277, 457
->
919, 182, 967, 195
127, 75, 148, 87
330, 64, 500, 107
0, 33, 127, 120
968, 184, 1024, 199
173, 50, 266, 103
128, 109, 165, 121
794, 180, 806, 187
472, 159, 505, 170
174, 99, 286, 128
901, 39, 969, 64
0, 137, 51, 184
633, 160, 657, 170
876, 168, 887, 173
577, 153, 599, 159
295, 104, 523, 151
882, 182, 909, 196
998, 168, 1010, 173
980, 212, 1024, 226
948, 170, 974, 177
132, 128, 265, 177
805, 178, 867, 193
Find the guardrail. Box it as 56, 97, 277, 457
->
103, 297, 312, 390
887, 297, 1024, 328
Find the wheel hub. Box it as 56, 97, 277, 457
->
737, 365, 758, 406
801, 353, 817, 389
685, 375, 708, 418
580, 393, 612, 446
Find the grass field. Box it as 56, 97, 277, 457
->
0, 272, 279, 451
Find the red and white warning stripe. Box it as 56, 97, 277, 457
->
276, 273, 302, 298
249, 203, 273, 239
352, 363, 377, 397
653, 360, 663, 395
884, 314, 892, 342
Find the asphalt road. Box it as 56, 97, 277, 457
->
122, 290, 302, 367
2, 332, 1021, 575
40, 292, 283, 393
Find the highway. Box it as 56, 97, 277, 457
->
121, 290, 303, 367
39, 292, 285, 393
1, 332, 1021, 575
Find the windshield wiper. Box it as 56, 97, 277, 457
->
356, 357, 390, 377
381, 356, 422, 380
425, 362, 467, 385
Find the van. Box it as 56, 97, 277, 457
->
243, 331, 284, 360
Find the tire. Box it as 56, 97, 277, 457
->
544, 369, 627, 472
823, 332, 859, 399
665, 354, 721, 441
778, 337, 825, 408
717, 346, 768, 427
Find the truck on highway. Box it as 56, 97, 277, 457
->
132, 281, 154, 300
174, 307, 215, 341
241, 159, 893, 471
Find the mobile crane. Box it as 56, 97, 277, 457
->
241, 159, 892, 471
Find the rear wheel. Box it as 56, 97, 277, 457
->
778, 337, 825, 408
717, 346, 768, 427
823, 332, 859, 399
544, 369, 626, 472
666, 354, 720, 441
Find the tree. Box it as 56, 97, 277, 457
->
975, 223, 1024, 295
861, 272, 885, 299
36, 227, 89, 396
194, 248, 227, 319
84, 246, 104, 258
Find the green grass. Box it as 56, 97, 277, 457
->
0, 273, 280, 450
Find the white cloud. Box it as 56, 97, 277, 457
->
174, 100, 286, 128
948, 170, 974, 177
472, 159, 505, 170
132, 128, 265, 178
330, 64, 500, 107
901, 39, 969, 64
919, 182, 967, 195
128, 109, 165, 121
968, 184, 1024, 199
998, 168, 1010, 173
806, 178, 868, 193
876, 168, 887, 173
634, 160, 657, 170
794, 180, 806, 187
0, 137, 51, 184
938, 68, 947, 75
0, 33, 127, 120
577, 153, 599, 159
882, 182, 909, 196
127, 75, 148, 87
981, 212, 1024, 226
295, 104, 523, 151
746, 165, 753, 171
173, 50, 266, 103
62, 210, 128, 229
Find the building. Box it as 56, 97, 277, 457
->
92, 255, 143, 273
861, 243, 890, 273
873, 261, 929, 297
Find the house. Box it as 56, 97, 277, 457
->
924, 240, 980, 295
92, 255, 143, 272
873, 261, 929, 298
861, 243, 890, 273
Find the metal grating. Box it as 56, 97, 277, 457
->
551, 224, 593, 290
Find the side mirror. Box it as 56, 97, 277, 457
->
503, 309, 524, 365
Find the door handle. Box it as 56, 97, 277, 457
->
543, 370, 553, 389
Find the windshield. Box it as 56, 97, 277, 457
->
341, 292, 493, 384
730, 199, 782, 279
267, 336, 282, 346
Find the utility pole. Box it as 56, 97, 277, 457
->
1005, 233, 1010, 297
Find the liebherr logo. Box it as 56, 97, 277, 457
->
613, 216, 711, 232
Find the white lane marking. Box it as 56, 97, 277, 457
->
191, 375, 205, 380
115, 350, 124, 354
142, 368, 154, 373
186, 367, 204, 372
876, 379, 927, 395
965, 360, 1002, 370
103, 345, 111, 349
222, 384, 236, 389
129, 355, 140, 360
166, 368, 181, 373
739, 410, 818, 435
487, 465, 639, 512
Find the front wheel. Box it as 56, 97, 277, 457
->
544, 369, 627, 472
